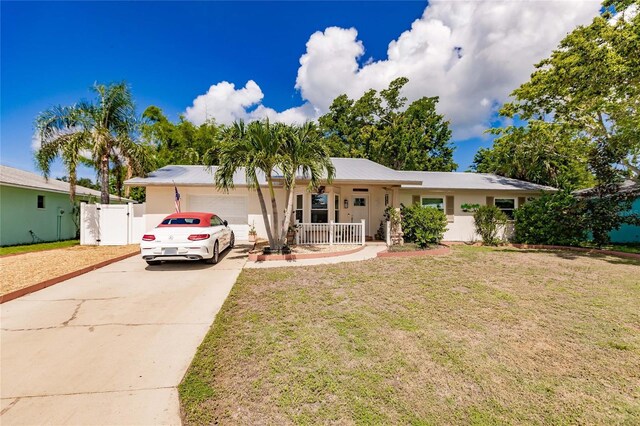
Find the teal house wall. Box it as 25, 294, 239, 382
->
609, 197, 640, 243
0, 185, 78, 246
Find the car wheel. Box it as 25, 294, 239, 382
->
229, 232, 235, 249
205, 241, 219, 264
146, 260, 161, 266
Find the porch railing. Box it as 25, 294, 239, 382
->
296, 220, 365, 246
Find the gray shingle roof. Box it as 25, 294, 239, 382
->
574, 179, 640, 196
124, 165, 258, 186
1, 164, 134, 202
125, 158, 555, 192
399, 171, 557, 191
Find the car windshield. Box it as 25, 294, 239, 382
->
161, 218, 201, 225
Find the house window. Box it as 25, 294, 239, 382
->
295, 194, 303, 223
421, 197, 444, 210
384, 193, 390, 207
335, 194, 340, 222
37, 195, 45, 209
311, 194, 328, 223
495, 198, 516, 219
353, 197, 367, 207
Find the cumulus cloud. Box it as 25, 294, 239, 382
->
185, 0, 600, 138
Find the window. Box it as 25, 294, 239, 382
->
353, 188, 369, 192
161, 217, 201, 225
210, 216, 224, 226
495, 198, 515, 219
421, 197, 444, 210
353, 197, 367, 207
311, 194, 328, 223
335, 194, 340, 222
295, 194, 303, 223
37, 195, 45, 209
384, 193, 390, 207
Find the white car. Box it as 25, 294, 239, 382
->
140, 212, 235, 265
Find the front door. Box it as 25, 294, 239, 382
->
351, 195, 369, 235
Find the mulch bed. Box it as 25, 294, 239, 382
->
1, 245, 139, 302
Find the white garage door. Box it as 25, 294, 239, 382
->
189, 195, 249, 240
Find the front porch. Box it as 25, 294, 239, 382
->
291, 183, 402, 244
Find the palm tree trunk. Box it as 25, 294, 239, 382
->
280, 182, 295, 244
124, 165, 133, 198
100, 154, 110, 204
255, 185, 275, 247
267, 177, 280, 250
68, 167, 77, 203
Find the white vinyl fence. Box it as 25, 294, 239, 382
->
296, 220, 366, 246
80, 203, 146, 245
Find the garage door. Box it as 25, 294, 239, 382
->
188, 195, 249, 240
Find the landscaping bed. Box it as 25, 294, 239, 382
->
1, 244, 139, 296
248, 241, 363, 261
180, 245, 640, 425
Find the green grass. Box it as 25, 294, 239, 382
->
0, 239, 79, 256
180, 246, 640, 425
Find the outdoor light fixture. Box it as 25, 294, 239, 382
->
344, 199, 348, 209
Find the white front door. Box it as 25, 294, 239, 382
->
351, 195, 369, 235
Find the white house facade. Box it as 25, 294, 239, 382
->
125, 158, 555, 243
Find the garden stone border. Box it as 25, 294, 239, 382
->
248, 245, 365, 262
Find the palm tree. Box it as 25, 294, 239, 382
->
211, 120, 282, 248
35, 82, 146, 203
279, 122, 335, 245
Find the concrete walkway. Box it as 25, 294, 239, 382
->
0, 245, 249, 425
244, 244, 386, 269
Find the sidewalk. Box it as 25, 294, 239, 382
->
244, 244, 386, 268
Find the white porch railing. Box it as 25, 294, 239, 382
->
296, 219, 365, 246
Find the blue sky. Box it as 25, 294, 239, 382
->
1, 1, 599, 179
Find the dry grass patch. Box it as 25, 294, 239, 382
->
180, 246, 640, 425
1, 244, 138, 295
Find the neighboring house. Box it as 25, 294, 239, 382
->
0, 165, 131, 246
125, 158, 554, 242
575, 179, 640, 243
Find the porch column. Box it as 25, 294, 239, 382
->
392, 187, 401, 208
361, 219, 366, 246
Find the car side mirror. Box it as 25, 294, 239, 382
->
223, 220, 228, 227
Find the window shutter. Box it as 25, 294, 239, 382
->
518, 197, 526, 207
445, 196, 454, 216
486, 196, 494, 206
412, 195, 420, 205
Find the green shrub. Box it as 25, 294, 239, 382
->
473, 205, 508, 245
401, 204, 448, 248
514, 191, 587, 246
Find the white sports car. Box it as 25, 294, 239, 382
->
140, 212, 235, 265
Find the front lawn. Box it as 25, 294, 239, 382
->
180, 246, 640, 425
0, 239, 79, 256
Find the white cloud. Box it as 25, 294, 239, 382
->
185, 0, 600, 138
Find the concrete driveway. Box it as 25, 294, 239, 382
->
1, 245, 249, 425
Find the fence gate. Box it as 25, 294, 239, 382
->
81, 203, 144, 246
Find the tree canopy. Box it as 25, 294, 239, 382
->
319, 77, 456, 171
35, 82, 151, 203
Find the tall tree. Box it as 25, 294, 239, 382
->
319, 77, 456, 171
36, 82, 148, 203
486, 0, 640, 244
141, 106, 222, 167
211, 120, 281, 249
279, 122, 335, 245
473, 121, 593, 189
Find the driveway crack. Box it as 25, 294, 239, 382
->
61, 299, 85, 326
0, 397, 20, 415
